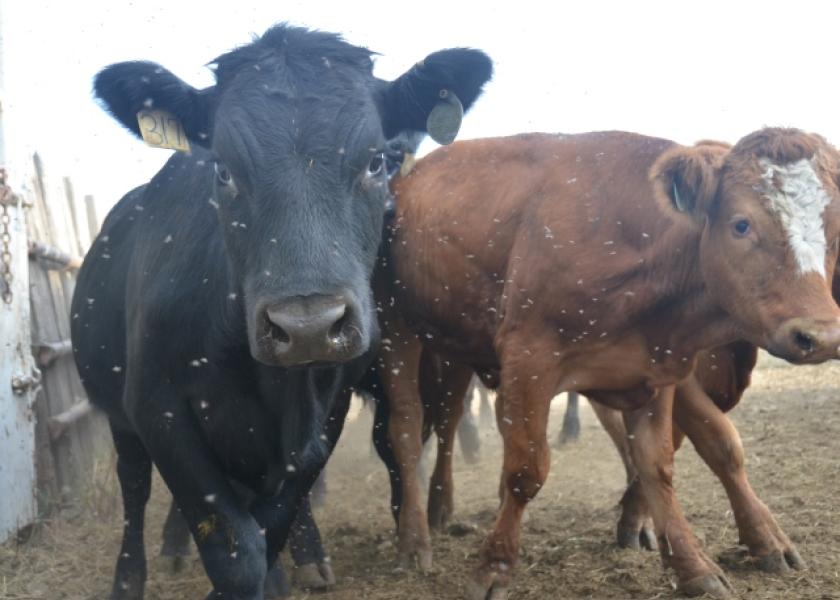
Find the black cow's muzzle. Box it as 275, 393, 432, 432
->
253, 292, 367, 367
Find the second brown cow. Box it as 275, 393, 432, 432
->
374, 129, 840, 598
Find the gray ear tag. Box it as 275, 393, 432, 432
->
426, 89, 464, 145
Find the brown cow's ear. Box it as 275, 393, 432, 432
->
650, 141, 730, 224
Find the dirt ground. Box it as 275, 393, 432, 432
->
2, 353, 840, 600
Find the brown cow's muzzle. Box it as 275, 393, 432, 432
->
254, 293, 366, 367
768, 317, 840, 364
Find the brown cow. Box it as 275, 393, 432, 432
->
374, 129, 840, 598
601, 267, 840, 565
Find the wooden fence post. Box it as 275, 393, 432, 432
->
84, 194, 98, 240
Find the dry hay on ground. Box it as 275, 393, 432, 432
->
2, 353, 839, 599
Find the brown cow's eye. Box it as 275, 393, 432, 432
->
367, 153, 385, 177
732, 218, 750, 236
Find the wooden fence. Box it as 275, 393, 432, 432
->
11, 152, 110, 529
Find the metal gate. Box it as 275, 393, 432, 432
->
0, 172, 39, 543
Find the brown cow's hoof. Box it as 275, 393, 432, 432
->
719, 498, 810, 575
428, 501, 454, 530
616, 517, 657, 551
397, 547, 433, 572
467, 562, 513, 600
756, 547, 806, 573
294, 560, 336, 589
680, 572, 733, 598
465, 578, 509, 600
722, 544, 806, 574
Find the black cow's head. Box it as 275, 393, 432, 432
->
94, 25, 492, 367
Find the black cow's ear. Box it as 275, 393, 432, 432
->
93, 61, 216, 148
650, 141, 730, 225
379, 48, 492, 145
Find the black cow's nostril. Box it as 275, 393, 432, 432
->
267, 318, 291, 345
793, 330, 815, 354
265, 298, 347, 347
328, 309, 350, 343
258, 294, 365, 365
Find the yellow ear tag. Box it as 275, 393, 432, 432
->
136, 109, 191, 153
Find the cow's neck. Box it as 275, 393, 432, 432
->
642, 224, 742, 355
561, 221, 742, 394
254, 363, 338, 474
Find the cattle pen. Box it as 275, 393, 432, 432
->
1, 132, 840, 600
0, 151, 112, 546
2, 352, 840, 599
3, 14, 840, 600
0, 143, 839, 600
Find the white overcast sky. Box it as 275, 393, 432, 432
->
3, 0, 840, 216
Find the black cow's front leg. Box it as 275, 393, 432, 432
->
110, 424, 152, 600
251, 389, 352, 583
288, 496, 335, 590
159, 496, 296, 599
371, 384, 403, 526
309, 470, 327, 510
130, 388, 267, 600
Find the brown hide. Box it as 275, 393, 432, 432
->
389, 131, 840, 408
380, 129, 840, 596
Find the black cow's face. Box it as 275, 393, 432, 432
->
209, 69, 390, 367
93, 25, 492, 367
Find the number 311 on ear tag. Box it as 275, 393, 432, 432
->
136, 110, 191, 153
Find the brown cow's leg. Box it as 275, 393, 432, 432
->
477, 378, 495, 431
468, 355, 557, 600
589, 400, 636, 483
588, 400, 658, 551
556, 391, 581, 445
674, 379, 805, 573
457, 390, 482, 464
624, 386, 732, 598
427, 360, 474, 529
377, 321, 433, 571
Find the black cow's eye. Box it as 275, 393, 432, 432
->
732, 218, 751, 236
367, 153, 385, 177
215, 162, 233, 186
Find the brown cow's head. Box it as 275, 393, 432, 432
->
652, 128, 840, 364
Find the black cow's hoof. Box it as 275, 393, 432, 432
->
294, 560, 336, 589
264, 564, 292, 599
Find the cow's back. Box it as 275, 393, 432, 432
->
389, 132, 677, 369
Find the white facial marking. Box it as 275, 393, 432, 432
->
760, 158, 831, 277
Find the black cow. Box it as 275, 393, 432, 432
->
155, 130, 434, 597
71, 24, 491, 600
